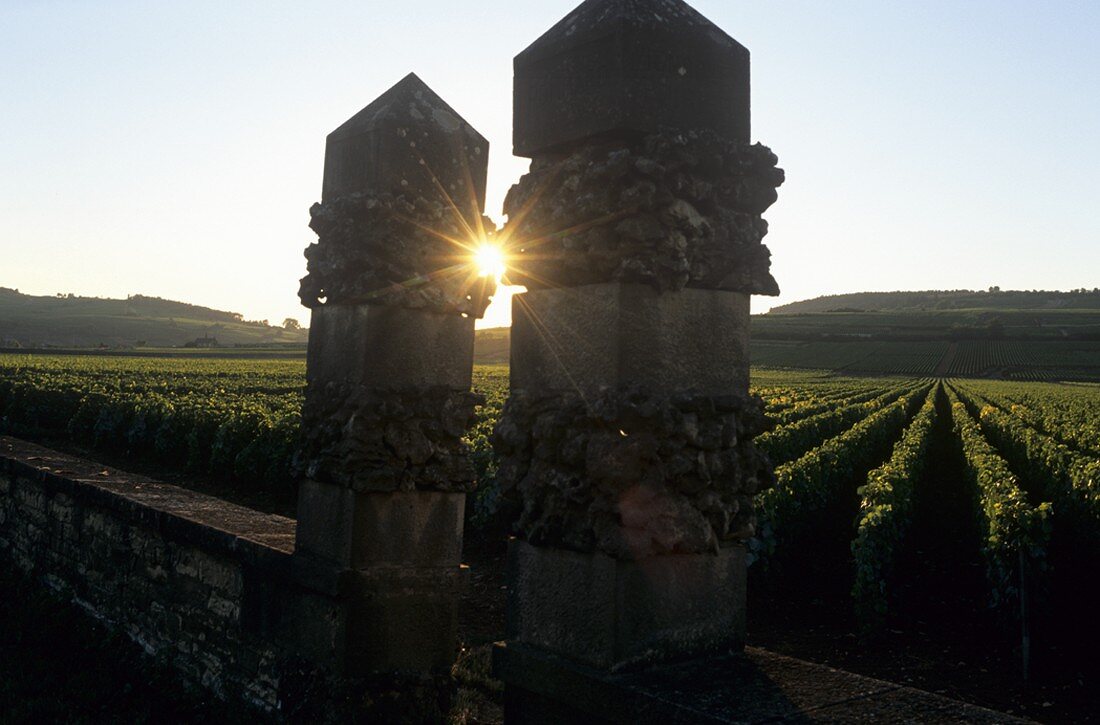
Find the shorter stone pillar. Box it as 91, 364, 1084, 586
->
288, 73, 494, 720
493, 1, 784, 721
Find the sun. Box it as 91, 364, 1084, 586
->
473, 243, 507, 280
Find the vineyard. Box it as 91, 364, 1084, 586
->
2, 354, 1099, 717
751, 339, 1100, 380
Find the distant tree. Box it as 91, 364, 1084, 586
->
988, 286, 1001, 293
283, 318, 302, 331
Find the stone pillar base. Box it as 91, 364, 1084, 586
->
287, 484, 470, 720
494, 642, 730, 725
279, 666, 456, 725
505, 539, 746, 671
295, 481, 465, 570
283, 558, 468, 674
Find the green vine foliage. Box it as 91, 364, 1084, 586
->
753, 385, 931, 568
947, 387, 1052, 611
851, 386, 938, 620
757, 383, 922, 467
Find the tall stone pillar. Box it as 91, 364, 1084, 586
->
492, 1, 783, 720
290, 73, 494, 720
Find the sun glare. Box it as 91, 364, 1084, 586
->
474, 243, 507, 280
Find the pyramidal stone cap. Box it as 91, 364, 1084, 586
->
323, 73, 489, 213
514, 0, 750, 158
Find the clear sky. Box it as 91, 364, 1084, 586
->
2, 0, 1098, 330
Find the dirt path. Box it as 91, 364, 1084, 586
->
934, 342, 960, 377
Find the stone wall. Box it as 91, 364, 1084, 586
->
0, 436, 296, 711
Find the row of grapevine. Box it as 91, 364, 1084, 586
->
0, 354, 515, 498
975, 406, 1100, 506
769, 385, 892, 426
946, 386, 1052, 610
756, 383, 922, 466
753, 385, 930, 566
757, 379, 889, 416
972, 382, 1100, 457
946, 341, 1100, 380
850, 386, 938, 618
466, 366, 509, 526
752, 341, 949, 375
1005, 402, 1100, 457
962, 401, 1100, 570
0, 374, 302, 489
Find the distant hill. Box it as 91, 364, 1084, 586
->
7, 285, 1099, 380
757, 289, 1100, 381
768, 289, 1100, 315
0, 288, 308, 349
471, 290, 1100, 380
474, 327, 510, 365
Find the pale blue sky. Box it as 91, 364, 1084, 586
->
2, 0, 1098, 329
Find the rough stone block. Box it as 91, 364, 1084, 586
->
199, 557, 244, 596
276, 566, 467, 677
295, 481, 465, 570
514, 0, 750, 157
275, 586, 349, 666
47, 494, 74, 524
344, 567, 468, 675
506, 540, 746, 670
173, 545, 203, 579
206, 592, 241, 621
307, 303, 475, 390
511, 283, 750, 397
323, 73, 488, 212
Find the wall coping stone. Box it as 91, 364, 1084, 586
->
0, 436, 465, 599
1, 435, 295, 558
0, 435, 361, 594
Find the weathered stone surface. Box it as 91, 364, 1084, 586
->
294, 484, 465, 570
323, 73, 488, 209
278, 666, 454, 725
301, 73, 496, 316
503, 130, 782, 295
345, 566, 468, 675
299, 193, 497, 315
295, 384, 481, 494
506, 540, 746, 670
492, 386, 774, 558
510, 284, 752, 397
272, 563, 469, 677
0, 437, 293, 711
306, 303, 475, 390
291, 72, 481, 722
514, 0, 751, 156
494, 644, 1030, 724
0, 437, 471, 720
